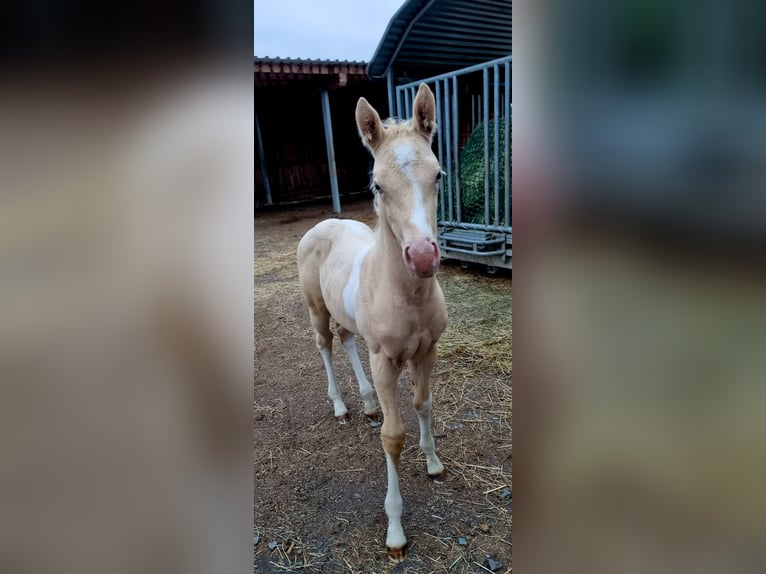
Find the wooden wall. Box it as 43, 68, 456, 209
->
255, 80, 388, 208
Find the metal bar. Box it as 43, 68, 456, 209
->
397, 87, 404, 120
320, 87, 341, 213
483, 67, 490, 225
254, 110, 273, 205
439, 233, 505, 247
405, 88, 412, 119
471, 94, 475, 130
504, 60, 510, 227
494, 64, 500, 226
435, 80, 445, 222
386, 69, 396, 118
396, 55, 512, 90
441, 245, 507, 257
452, 74, 461, 222
440, 221, 512, 233
444, 78, 453, 223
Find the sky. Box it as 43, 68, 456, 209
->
254, 0, 408, 62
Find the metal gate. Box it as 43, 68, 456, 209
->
395, 55, 512, 270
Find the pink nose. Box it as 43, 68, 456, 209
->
403, 239, 441, 278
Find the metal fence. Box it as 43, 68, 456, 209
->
395, 55, 512, 269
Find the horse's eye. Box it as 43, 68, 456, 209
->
372, 182, 382, 193
435, 171, 443, 183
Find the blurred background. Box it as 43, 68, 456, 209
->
514, 0, 766, 572
0, 1, 253, 573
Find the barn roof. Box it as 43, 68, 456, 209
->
254, 57, 370, 87
254, 56, 368, 68
367, 0, 512, 78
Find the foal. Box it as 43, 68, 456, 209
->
297, 83, 448, 562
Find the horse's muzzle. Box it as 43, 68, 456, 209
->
403, 239, 441, 278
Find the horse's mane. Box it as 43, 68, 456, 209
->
381, 117, 413, 133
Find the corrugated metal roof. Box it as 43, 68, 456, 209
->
367, 0, 512, 78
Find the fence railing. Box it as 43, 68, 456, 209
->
395, 55, 511, 268
395, 55, 511, 232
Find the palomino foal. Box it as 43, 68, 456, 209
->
297, 83, 448, 562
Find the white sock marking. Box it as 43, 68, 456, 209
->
416, 395, 444, 475
342, 244, 371, 322
342, 336, 379, 414
319, 347, 347, 418
384, 452, 406, 550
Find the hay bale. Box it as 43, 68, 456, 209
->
446, 119, 511, 225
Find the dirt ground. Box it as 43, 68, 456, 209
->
255, 198, 512, 574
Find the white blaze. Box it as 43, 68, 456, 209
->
409, 182, 432, 238
395, 143, 433, 238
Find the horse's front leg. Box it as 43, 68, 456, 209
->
408, 345, 444, 478
369, 350, 407, 562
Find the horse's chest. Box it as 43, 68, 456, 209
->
366, 304, 445, 364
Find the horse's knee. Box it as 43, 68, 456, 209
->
337, 324, 353, 344
315, 331, 332, 350
412, 390, 432, 412
381, 430, 405, 465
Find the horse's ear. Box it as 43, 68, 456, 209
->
356, 97, 385, 152
412, 83, 436, 143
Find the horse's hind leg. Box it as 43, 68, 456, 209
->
309, 307, 349, 423
337, 325, 380, 418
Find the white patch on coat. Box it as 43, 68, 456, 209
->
343, 244, 371, 321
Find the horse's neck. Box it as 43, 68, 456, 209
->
372, 218, 436, 295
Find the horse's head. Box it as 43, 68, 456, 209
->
356, 84, 442, 278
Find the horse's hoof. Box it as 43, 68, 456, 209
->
336, 413, 350, 424
428, 472, 445, 483
387, 545, 406, 563
365, 410, 382, 422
